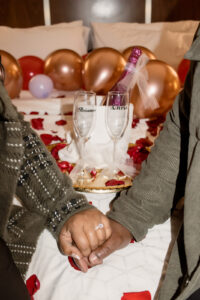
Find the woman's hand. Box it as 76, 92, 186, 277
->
58, 208, 112, 272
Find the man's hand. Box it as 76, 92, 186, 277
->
88, 219, 133, 266
58, 208, 111, 272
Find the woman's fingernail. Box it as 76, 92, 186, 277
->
90, 253, 98, 263
72, 253, 80, 260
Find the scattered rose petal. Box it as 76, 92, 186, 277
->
30, 111, 39, 115
55, 119, 67, 126
57, 161, 74, 173
51, 143, 67, 160
105, 179, 125, 186
44, 112, 48, 115
118, 170, 125, 176
90, 168, 97, 177
68, 256, 81, 271
136, 138, 153, 147
121, 291, 151, 300
31, 118, 44, 130
40, 134, 64, 145
20, 111, 26, 115
146, 116, 165, 128
51, 130, 58, 134
64, 111, 73, 116
89, 201, 93, 204
127, 145, 150, 165
132, 118, 140, 128
130, 238, 135, 243
26, 274, 40, 299
147, 127, 158, 136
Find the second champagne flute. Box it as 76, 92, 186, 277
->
106, 91, 129, 173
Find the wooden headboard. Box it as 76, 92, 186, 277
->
0, 0, 199, 28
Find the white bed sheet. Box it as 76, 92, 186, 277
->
25, 192, 171, 300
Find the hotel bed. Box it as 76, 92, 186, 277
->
1, 0, 200, 299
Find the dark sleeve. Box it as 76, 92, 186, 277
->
107, 61, 195, 242
15, 120, 93, 240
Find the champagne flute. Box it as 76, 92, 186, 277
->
106, 91, 129, 173
73, 90, 97, 167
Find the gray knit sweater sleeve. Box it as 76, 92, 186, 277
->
16, 120, 93, 239
107, 70, 191, 241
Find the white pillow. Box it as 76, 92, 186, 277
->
0, 21, 90, 59
91, 21, 199, 69
52, 22, 90, 49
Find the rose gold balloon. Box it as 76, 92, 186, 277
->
44, 49, 83, 91
82, 47, 126, 95
130, 60, 181, 119
0, 50, 22, 98
123, 46, 156, 61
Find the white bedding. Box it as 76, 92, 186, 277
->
26, 193, 171, 300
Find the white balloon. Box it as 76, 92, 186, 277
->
29, 74, 53, 98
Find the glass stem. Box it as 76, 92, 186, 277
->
80, 137, 86, 161
113, 138, 118, 169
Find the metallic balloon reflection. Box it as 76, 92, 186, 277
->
44, 49, 83, 91
0, 50, 22, 98
123, 46, 156, 61
131, 60, 181, 119
82, 47, 126, 95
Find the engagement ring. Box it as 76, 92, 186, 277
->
95, 223, 104, 230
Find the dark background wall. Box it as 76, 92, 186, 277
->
152, 0, 200, 22
0, 0, 199, 28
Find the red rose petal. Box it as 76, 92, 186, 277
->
30, 111, 39, 115
68, 256, 81, 271
40, 134, 64, 145
146, 116, 165, 128
64, 111, 73, 116
117, 170, 125, 176
147, 127, 158, 137
121, 291, 151, 300
26, 274, 40, 297
40, 134, 54, 145
51, 143, 66, 160
55, 119, 67, 126
90, 168, 97, 177
31, 118, 44, 130
132, 118, 140, 128
57, 161, 74, 173
127, 146, 150, 164
105, 179, 125, 186
136, 138, 153, 147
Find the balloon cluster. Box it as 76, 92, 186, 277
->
0, 45, 181, 118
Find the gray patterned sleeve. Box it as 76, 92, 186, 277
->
16, 121, 93, 239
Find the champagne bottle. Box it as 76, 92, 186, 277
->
103, 47, 142, 105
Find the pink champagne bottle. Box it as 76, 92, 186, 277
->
108, 47, 142, 106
